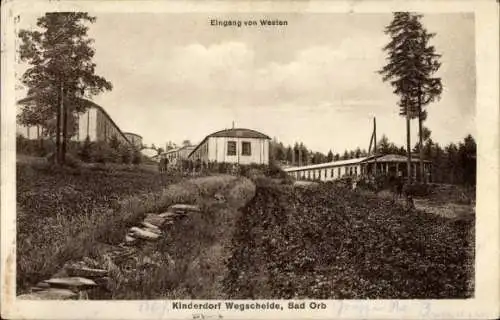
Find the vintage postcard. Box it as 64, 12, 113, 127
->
1, 0, 499, 319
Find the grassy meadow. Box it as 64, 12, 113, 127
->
16, 161, 183, 293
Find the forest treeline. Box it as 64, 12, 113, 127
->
271, 132, 476, 186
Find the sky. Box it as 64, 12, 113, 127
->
16, 12, 476, 154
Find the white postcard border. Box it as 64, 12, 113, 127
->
1, 1, 499, 319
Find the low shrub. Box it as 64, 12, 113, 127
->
404, 182, 433, 197
17, 135, 54, 157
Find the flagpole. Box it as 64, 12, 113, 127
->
373, 117, 377, 176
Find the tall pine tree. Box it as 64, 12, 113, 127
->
18, 13, 112, 164
379, 12, 442, 183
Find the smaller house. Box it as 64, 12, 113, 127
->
163, 145, 196, 166
188, 128, 271, 165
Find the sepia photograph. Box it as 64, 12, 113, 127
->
1, 0, 499, 319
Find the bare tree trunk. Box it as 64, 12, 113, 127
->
37, 125, 42, 152
418, 110, 424, 183
406, 111, 412, 184
56, 83, 62, 164
373, 117, 377, 176
418, 88, 424, 183
61, 92, 67, 165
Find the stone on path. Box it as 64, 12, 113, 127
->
143, 227, 162, 235
35, 281, 51, 290
66, 266, 108, 278
125, 234, 137, 245
158, 211, 177, 219
144, 213, 167, 227
141, 221, 162, 233
18, 288, 78, 300
129, 227, 160, 240
44, 277, 97, 289
169, 204, 201, 213
31, 283, 51, 292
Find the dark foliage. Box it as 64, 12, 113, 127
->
16, 162, 178, 291
224, 180, 474, 299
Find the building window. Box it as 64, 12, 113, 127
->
331, 168, 333, 177
241, 141, 251, 156
338, 168, 341, 177
227, 141, 236, 156
354, 167, 358, 176
324, 170, 327, 178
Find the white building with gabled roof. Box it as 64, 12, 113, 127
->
188, 128, 271, 165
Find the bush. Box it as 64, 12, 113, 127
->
64, 153, 83, 168
404, 182, 433, 197
90, 141, 122, 163
132, 149, 142, 164
17, 135, 54, 157
119, 145, 133, 164
78, 137, 93, 162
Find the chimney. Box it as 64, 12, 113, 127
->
232, 121, 235, 129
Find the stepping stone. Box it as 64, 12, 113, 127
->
31, 286, 47, 292
143, 227, 162, 235
169, 204, 201, 212
158, 212, 177, 218
144, 214, 167, 227
18, 288, 78, 300
66, 266, 108, 278
44, 277, 97, 289
129, 227, 160, 240
35, 281, 51, 290
125, 234, 137, 245
141, 221, 161, 232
